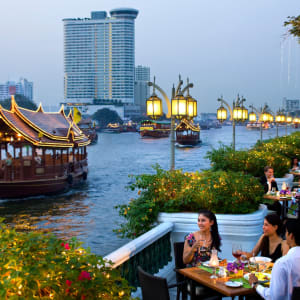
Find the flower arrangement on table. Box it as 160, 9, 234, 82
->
226, 261, 245, 278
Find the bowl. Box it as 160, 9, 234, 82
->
249, 256, 272, 264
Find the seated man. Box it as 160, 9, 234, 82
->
249, 219, 300, 300
260, 166, 281, 216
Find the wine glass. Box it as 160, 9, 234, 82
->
199, 238, 207, 256
232, 244, 242, 262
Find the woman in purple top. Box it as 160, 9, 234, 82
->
183, 209, 221, 267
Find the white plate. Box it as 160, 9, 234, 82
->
244, 272, 271, 281
225, 281, 243, 288
249, 256, 272, 263
202, 260, 222, 267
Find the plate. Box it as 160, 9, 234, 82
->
244, 272, 271, 282
249, 256, 272, 264
225, 281, 243, 288
202, 260, 221, 267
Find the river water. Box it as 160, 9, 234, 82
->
0, 125, 296, 256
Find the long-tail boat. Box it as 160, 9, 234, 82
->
175, 119, 201, 146
0, 96, 90, 198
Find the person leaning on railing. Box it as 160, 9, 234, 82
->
249, 219, 300, 300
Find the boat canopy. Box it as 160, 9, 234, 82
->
0, 96, 90, 148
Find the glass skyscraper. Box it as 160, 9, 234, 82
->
63, 8, 138, 104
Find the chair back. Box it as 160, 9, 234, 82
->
138, 266, 170, 300
173, 242, 186, 283
292, 286, 300, 300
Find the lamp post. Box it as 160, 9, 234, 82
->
248, 104, 272, 142
275, 109, 286, 137
147, 76, 193, 170
216, 95, 248, 150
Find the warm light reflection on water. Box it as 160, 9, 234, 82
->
0, 125, 296, 256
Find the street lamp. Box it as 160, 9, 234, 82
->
147, 76, 193, 170
275, 109, 286, 137
248, 104, 272, 142
216, 94, 247, 150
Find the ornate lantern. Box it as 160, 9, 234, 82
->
146, 94, 163, 119
233, 105, 243, 121
217, 105, 227, 122
186, 95, 197, 119
286, 116, 293, 123
241, 106, 248, 121
249, 111, 257, 122
172, 93, 187, 119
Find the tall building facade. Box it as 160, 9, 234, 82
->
134, 65, 150, 110
0, 78, 33, 101
63, 8, 138, 104
283, 97, 300, 112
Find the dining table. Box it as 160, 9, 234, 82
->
178, 267, 255, 300
263, 194, 293, 219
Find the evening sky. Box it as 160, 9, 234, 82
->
0, 0, 299, 112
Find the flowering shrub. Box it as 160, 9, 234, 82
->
206, 144, 291, 177
0, 221, 135, 299
115, 165, 264, 238
253, 132, 300, 161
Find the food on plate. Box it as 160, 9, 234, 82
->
219, 259, 227, 267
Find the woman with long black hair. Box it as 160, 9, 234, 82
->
183, 209, 221, 266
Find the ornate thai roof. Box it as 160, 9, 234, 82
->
175, 119, 200, 132
0, 97, 90, 147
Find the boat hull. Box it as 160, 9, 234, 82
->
140, 130, 170, 138
0, 171, 87, 199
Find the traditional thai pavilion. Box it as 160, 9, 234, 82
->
0, 96, 90, 198
175, 119, 200, 146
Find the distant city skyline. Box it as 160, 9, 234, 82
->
0, 0, 300, 112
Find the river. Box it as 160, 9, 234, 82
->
0, 125, 296, 256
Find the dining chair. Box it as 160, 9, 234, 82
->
138, 266, 170, 300
173, 242, 222, 300
292, 286, 300, 300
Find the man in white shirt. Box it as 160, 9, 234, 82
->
249, 219, 300, 300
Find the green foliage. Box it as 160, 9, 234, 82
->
92, 108, 123, 128
115, 166, 264, 238
1, 94, 37, 110
0, 222, 135, 299
284, 15, 300, 43
206, 141, 292, 178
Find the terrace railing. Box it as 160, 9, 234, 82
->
104, 222, 173, 288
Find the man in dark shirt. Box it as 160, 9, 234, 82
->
260, 166, 281, 216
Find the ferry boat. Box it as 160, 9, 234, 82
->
246, 122, 269, 130
139, 120, 170, 138
0, 96, 90, 199
77, 118, 98, 144
175, 119, 201, 146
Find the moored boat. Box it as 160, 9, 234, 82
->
246, 122, 269, 130
77, 118, 98, 144
175, 119, 201, 146
103, 123, 123, 133
0, 96, 90, 199
139, 120, 170, 138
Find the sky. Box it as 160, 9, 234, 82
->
0, 0, 300, 112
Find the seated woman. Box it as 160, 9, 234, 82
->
242, 213, 289, 262
183, 209, 221, 266
291, 158, 299, 171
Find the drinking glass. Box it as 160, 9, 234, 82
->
199, 239, 207, 256
232, 244, 242, 261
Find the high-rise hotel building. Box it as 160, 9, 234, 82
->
63, 8, 138, 104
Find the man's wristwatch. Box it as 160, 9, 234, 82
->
251, 282, 259, 289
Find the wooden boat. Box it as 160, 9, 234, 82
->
0, 96, 90, 199
139, 120, 170, 138
77, 118, 98, 144
175, 119, 201, 146
103, 123, 123, 133
246, 122, 269, 130
122, 121, 137, 132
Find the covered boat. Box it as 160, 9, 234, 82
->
139, 120, 170, 138
0, 96, 90, 198
175, 119, 201, 146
